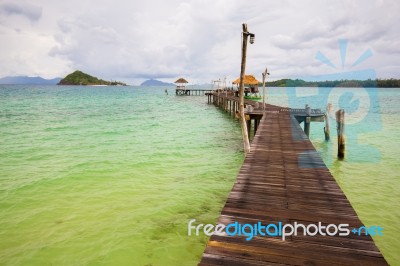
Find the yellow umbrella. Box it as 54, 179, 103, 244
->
232, 75, 259, 85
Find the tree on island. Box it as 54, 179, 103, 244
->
263, 78, 400, 88
58, 70, 126, 86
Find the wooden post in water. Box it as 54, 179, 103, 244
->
246, 115, 251, 140
239, 23, 252, 154
324, 103, 332, 141
304, 104, 311, 137
336, 109, 345, 158
254, 117, 259, 134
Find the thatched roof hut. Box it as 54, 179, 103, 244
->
232, 75, 259, 85
175, 77, 188, 91
175, 78, 188, 84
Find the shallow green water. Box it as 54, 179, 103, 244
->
0, 86, 244, 265
0, 86, 399, 265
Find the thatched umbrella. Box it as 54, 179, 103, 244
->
233, 74, 259, 93
232, 75, 259, 85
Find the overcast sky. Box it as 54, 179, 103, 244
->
0, 0, 399, 85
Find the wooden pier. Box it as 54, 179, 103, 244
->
199, 93, 387, 265
175, 88, 213, 96
207, 91, 325, 138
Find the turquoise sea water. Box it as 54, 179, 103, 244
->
266, 87, 400, 265
0, 85, 244, 265
0, 85, 399, 265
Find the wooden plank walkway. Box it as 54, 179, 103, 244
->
199, 103, 387, 265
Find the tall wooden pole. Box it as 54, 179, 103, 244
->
239, 23, 251, 154
262, 72, 266, 111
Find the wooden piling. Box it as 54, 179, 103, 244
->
304, 104, 311, 137
336, 109, 345, 158
324, 103, 331, 141
246, 116, 251, 139
304, 117, 311, 137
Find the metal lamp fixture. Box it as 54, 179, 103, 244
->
249, 33, 255, 44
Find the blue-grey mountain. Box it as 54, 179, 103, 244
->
0, 76, 61, 85
140, 79, 174, 86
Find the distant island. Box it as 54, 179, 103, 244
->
0, 76, 61, 85
58, 70, 126, 86
264, 78, 400, 88
140, 79, 174, 86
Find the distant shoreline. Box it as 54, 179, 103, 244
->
264, 78, 400, 88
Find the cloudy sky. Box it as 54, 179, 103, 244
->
0, 0, 399, 85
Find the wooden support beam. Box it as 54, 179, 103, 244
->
304, 104, 311, 137
324, 103, 331, 141
336, 109, 345, 158
304, 117, 311, 137
246, 117, 251, 140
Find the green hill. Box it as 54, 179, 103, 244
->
58, 70, 126, 86
263, 78, 400, 88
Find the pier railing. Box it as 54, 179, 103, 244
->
175, 88, 213, 96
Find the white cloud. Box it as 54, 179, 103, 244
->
0, 0, 399, 84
